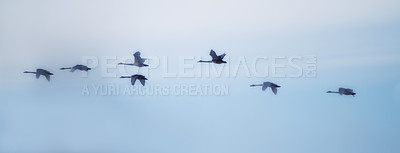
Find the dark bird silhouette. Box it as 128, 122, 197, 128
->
327, 88, 356, 96
120, 74, 148, 86
250, 82, 281, 95
118, 51, 149, 67
198, 49, 227, 64
23, 69, 53, 81
60, 64, 91, 72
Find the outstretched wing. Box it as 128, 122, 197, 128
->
262, 84, 268, 91
338, 88, 345, 95
44, 74, 50, 81
139, 79, 146, 86
209, 50, 218, 61
36, 73, 40, 79
218, 53, 226, 59
134, 52, 144, 64
271, 87, 278, 95
131, 77, 137, 86
262, 82, 271, 91
71, 65, 80, 72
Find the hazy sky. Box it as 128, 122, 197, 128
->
1, 0, 400, 153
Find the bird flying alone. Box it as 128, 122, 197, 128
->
60, 64, 91, 72
118, 51, 149, 67
327, 88, 356, 96
198, 49, 227, 64
120, 74, 148, 86
23, 69, 53, 81
250, 82, 281, 95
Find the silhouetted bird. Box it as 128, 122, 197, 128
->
250, 82, 280, 95
118, 51, 148, 67
198, 49, 227, 64
327, 88, 356, 96
23, 69, 53, 81
60, 64, 91, 72
120, 74, 148, 86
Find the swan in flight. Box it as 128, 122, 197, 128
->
250, 82, 280, 95
23, 69, 53, 81
120, 74, 148, 86
118, 51, 149, 67
327, 88, 356, 96
60, 64, 91, 72
198, 49, 227, 64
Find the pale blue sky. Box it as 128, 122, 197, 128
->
1, 0, 400, 153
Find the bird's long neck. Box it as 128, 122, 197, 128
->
198, 60, 211, 63
60, 67, 72, 70
120, 76, 131, 78
118, 63, 132, 65
23, 71, 36, 74
327, 91, 339, 93
250, 84, 263, 87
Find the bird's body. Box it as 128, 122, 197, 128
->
250, 82, 280, 95
327, 88, 356, 96
120, 74, 148, 86
24, 69, 53, 81
198, 49, 227, 64
60, 64, 91, 72
118, 51, 149, 67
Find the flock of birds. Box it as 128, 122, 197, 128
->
24, 49, 356, 96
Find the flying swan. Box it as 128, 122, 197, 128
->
198, 49, 227, 64
250, 82, 280, 95
60, 64, 91, 72
327, 88, 356, 96
120, 74, 148, 86
118, 51, 149, 67
23, 69, 54, 82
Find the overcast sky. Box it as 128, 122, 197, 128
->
1, 0, 400, 153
